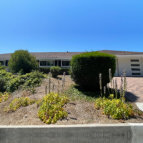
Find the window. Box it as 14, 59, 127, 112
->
5, 60, 9, 66
40, 61, 47, 66
131, 68, 140, 71
55, 60, 61, 66
46, 61, 51, 66
132, 73, 141, 75
131, 59, 139, 62
49, 61, 54, 66
62, 61, 70, 66
40, 61, 54, 66
131, 64, 140, 66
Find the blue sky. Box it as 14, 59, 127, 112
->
0, 0, 143, 53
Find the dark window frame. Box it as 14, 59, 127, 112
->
40, 61, 47, 66
132, 73, 141, 75
40, 60, 54, 66
62, 61, 70, 67
131, 64, 140, 66
130, 59, 139, 62
131, 68, 140, 71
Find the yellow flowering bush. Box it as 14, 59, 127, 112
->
0, 92, 10, 103
95, 97, 134, 119
5, 97, 35, 112
38, 93, 68, 124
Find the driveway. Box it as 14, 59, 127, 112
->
114, 77, 143, 102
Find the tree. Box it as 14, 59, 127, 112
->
8, 50, 38, 73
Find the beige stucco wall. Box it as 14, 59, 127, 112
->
115, 55, 143, 77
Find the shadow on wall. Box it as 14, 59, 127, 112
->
125, 92, 139, 102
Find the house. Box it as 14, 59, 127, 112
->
0, 52, 82, 68
0, 50, 143, 77
100, 50, 143, 77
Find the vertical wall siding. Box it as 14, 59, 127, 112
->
116, 55, 143, 77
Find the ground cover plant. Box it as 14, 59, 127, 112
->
22, 71, 46, 90
38, 92, 68, 124
70, 52, 116, 91
65, 85, 97, 102
5, 97, 36, 112
0, 92, 10, 103
0, 69, 45, 93
0, 77, 7, 92
0, 69, 14, 92
94, 70, 136, 120
95, 97, 134, 119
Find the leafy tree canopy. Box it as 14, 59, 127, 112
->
8, 50, 38, 73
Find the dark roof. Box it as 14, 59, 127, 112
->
0, 50, 143, 61
0, 52, 82, 60
32, 52, 82, 60
98, 50, 143, 55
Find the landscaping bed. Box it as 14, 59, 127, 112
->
0, 75, 143, 125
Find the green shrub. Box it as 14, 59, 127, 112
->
50, 66, 61, 78
0, 77, 7, 92
70, 52, 116, 91
39, 67, 50, 73
5, 97, 35, 112
95, 98, 134, 119
0, 69, 14, 92
23, 71, 46, 89
0, 64, 6, 70
7, 76, 25, 92
0, 69, 14, 80
6, 71, 45, 92
39, 67, 70, 75
38, 93, 68, 124
8, 50, 38, 74
0, 69, 45, 93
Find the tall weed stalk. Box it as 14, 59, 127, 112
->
99, 68, 127, 101
99, 73, 102, 97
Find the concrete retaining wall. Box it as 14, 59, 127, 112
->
0, 124, 143, 143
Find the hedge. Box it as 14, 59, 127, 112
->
70, 52, 116, 91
